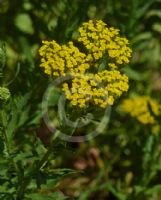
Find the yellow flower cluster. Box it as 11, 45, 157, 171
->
121, 96, 161, 124
62, 71, 129, 108
78, 20, 132, 67
39, 20, 132, 108
39, 41, 90, 76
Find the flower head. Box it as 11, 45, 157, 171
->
39, 20, 132, 109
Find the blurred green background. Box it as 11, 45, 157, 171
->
0, 0, 161, 199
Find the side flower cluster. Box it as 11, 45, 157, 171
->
39, 20, 132, 108
121, 96, 161, 124
78, 20, 132, 67
39, 41, 90, 76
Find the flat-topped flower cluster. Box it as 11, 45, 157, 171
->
39, 20, 132, 108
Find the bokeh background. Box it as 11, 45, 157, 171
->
0, 0, 161, 199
